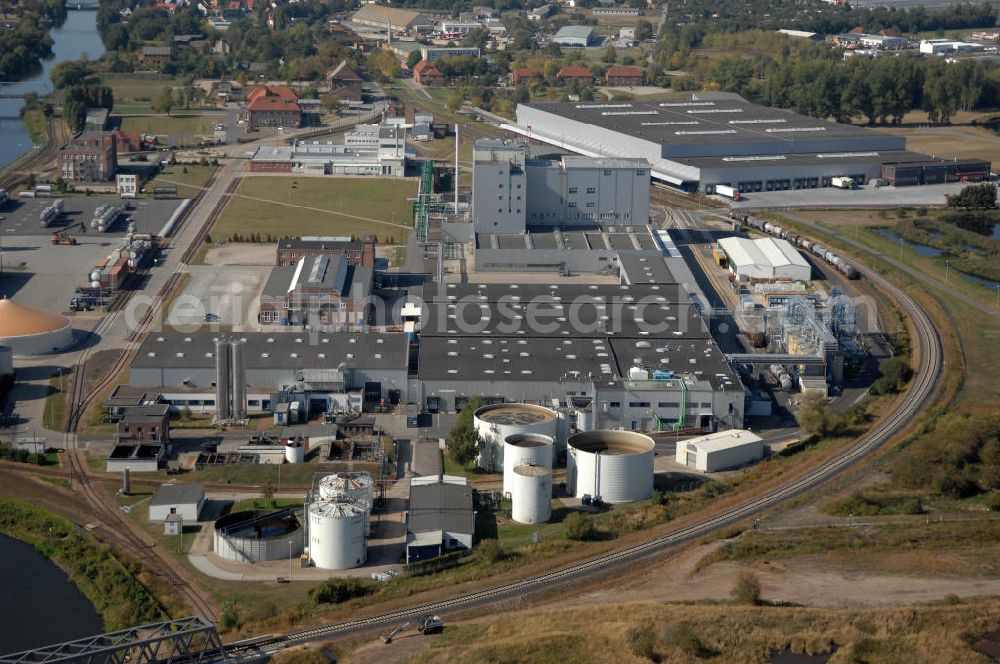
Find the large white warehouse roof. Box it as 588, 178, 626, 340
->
717, 236, 811, 282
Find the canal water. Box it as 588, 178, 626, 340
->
0, 533, 103, 654
0, 9, 106, 172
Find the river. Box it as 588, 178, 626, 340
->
0, 9, 107, 172
0, 533, 103, 654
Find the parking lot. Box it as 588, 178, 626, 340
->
0, 196, 185, 238
167, 265, 271, 330
731, 180, 972, 209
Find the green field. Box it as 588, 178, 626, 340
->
143, 164, 216, 198
212, 176, 418, 244
102, 73, 182, 102
119, 113, 221, 139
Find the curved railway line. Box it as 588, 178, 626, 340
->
58, 165, 237, 623
227, 247, 943, 657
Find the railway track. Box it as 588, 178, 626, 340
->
58, 161, 241, 622
226, 244, 942, 657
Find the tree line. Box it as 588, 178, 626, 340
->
62, 85, 115, 133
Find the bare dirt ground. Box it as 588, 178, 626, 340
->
544, 538, 1000, 610
202, 243, 274, 266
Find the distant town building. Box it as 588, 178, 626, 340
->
552, 24, 594, 46
777, 28, 822, 40
413, 60, 445, 86
529, 4, 554, 20
249, 124, 407, 176
605, 65, 643, 86
420, 46, 481, 63
591, 6, 640, 15
245, 85, 301, 129
919, 38, 985, 54
327, 60, 363, 103
511, 66, 544, 84
351, 5, 433, 32
139, 45, 173, 69
556, 65, 593, 84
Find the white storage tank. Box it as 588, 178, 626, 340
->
502, 433, 553, 497
566, 430, 655, 504
473, 403, 559, 472
213, 509, 304, 563
318, 472, 374, 512
308, 500, 367, 570
284, 439, 305, 464
576, 408, 594, 432
510, 464, 552, 524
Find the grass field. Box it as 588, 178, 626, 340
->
143, 164, 216, 198
212, 176, 417, 244
42, 371, 69, 432
871, 109, 1000, 165
102, 73, 182, 102
120, 113, 220, 139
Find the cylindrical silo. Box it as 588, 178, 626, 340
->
473, 403, 559, 472
230, 339, 246, 419
214, 337, 230, 421
566, 430, 654, 504
308, 500, 367, 570
502, 433, 553, 497
510, 464, 552, 524
284, 439, 304, 464
318, 472, 374, 512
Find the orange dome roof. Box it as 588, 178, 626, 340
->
0, 297, 70, 337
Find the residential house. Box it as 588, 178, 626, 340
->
605, 65, 643, 86
556, 65, 594, 84
139, 45, 173, 69
327, 60, 363, 103
413, 60, 445, 86
511, 66, 544, 84
245, 85, 302, 129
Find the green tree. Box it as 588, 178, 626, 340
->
798, 392, 837, 438
261, 479, 275, 507
446, 397, 481, 466
153, 86, 174, 116
406, 50, 423, 70
946, 182, 997, 210
731, 571, 761, 605
445, 89, 463, 112
564, 512, 598, 541
635, 19, 653, 41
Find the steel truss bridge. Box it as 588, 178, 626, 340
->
0, 617, 226, 664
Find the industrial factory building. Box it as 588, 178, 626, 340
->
472, 139, 650, 234
127, 332, 409, 416
149, 484, 206, 522
258, 254, 373, 328
504, 95, 987, 192
406, 475, 474, 563
249, 125, 409, 176
716, 236, 812, 282
411, 283, 745, 432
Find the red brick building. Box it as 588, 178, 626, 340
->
605, 65, 643, 87
258, 254, 374, 328
413, 60, 445, 86
511, 67, 544, 84
327, 60, 364, 103
556, 66, 594, 85
59, 132, 117, 183
276, 236, 376, 267
246, 85, 302, 129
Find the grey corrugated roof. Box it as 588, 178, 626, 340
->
408, 480, 473, 536
553, 25, 594, 39
151, 484, 205, 506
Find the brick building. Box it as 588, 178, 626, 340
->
139, 46, 173, 69
511, 67, 543, 84
413, 60, 445, 87
605, 65, 643, 87
116, 404, 171, 443
258, 254, 373, 328
276, 236, 376, 267
245, 85, 302, 129
58, 132, 117, 183
327, 60, 363, 103
556, 66, 594, 84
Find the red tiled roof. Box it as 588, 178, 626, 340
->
513, 67, 543, 78
605, 65, 641, 78
557, 66, 592, 78
848, 26, 864, 34
247, 85, 298, 103
413, 60, 441, 75
247, 96, 301, 112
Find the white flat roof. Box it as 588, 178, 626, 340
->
684, 429, 763, 453
718, 236, 809, 272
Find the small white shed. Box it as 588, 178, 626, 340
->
676, 430, 765, 472
149, 484, 206, 522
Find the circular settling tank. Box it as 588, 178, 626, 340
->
473, 403, 559, 472
213, 509, 304, 563
566, 430, 655, 504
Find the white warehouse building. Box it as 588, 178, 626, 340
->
676, 429, 765, 472
717, 236, 812, 282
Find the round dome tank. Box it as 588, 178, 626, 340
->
308, 500, 367, 570
502, 433, 553, 497
89, 271, 101, 283
285, 439, 304, 464
0, 297, 73, 356
510, 464, 552, 524
213, 509, 304, 563
473, 403, 559, 472
566, 430, 655, 504
318, 472, 373, 512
